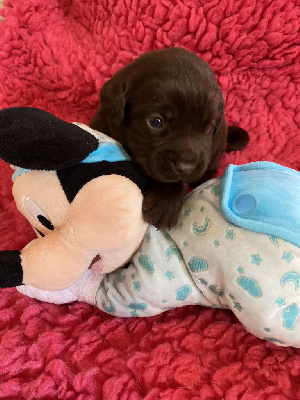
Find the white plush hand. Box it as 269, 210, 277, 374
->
17, 282, 78, 304
17, 270, 103, 305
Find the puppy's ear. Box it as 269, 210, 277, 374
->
101, 78, 127, 124
100, 78, 129, 142
90, 76, 128, 142
226, 126, 249, 152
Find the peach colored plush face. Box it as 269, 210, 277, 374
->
13, 170, 70, 238
12, 170, 147, 291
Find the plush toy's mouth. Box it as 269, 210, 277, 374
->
89, 254, 104, 273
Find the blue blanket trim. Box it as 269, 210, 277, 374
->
12, 142, 131, 182
220, 161, 300, 248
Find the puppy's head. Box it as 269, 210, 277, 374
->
91, 47, 225, 183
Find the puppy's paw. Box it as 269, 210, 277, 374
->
142, 183, 184, 229
143, 194, 181, 229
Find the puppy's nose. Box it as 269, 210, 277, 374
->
174, 161, 195, 175
165, 151, 195, 175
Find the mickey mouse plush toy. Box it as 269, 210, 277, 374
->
1, 107, 300, 348
0, 107, 148, 290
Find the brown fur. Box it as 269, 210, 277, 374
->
90, 47, 249, 228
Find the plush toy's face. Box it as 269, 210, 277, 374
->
14, 171, 70, 239
13, 170, 106, 273
0, 107, 148, 291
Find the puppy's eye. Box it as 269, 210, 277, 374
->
147, 116, 164, 129
205, 124, 217, 135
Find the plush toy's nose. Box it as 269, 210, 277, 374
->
0, 251, 23, 287
19, 227, 94, 291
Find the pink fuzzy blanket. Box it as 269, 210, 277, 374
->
0, 0, 299, 398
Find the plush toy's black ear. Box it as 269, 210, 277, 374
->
0, 107, 99, 170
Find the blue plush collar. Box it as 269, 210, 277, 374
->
12, 141, 131, 182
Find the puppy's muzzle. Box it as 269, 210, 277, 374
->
154, 150, 200, 182
166, 151, 196, 175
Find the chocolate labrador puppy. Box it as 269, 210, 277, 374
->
90, 47, 249, 229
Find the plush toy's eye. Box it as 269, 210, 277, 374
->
24, 197, 54, 231
37, 215, 54, 230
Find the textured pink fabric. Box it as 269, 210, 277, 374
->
0, 0, 300, 398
